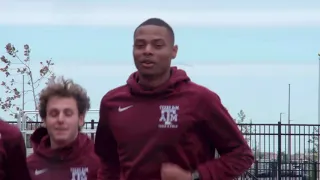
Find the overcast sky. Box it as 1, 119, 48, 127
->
1, 0, 320, 126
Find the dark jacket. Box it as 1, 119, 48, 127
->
0, 119, 32, 180
27, 127, 100, 180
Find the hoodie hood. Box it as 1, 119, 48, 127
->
127, 66, 190, 96
30, 127, 94, 162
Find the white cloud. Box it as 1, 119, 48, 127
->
53, 62, 318, 78
0, 1, 320, 27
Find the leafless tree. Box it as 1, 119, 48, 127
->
0, 43, 55, 123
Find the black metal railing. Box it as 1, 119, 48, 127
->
7, 120, 98, 130
8, 120, 98, 148
238, 122, 319, 180
7, 120, 320, 179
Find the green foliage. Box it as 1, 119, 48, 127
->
235, 110, 254, 141
235, 110, 260, 159
308, 126, 318, 158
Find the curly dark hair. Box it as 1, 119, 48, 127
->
38, 76, 91, 120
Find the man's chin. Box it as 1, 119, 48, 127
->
138, 69, 157, 77
52, 135, 71, 145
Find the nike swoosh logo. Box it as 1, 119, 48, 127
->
35, 168, 48, 175
118, 105, 133, 112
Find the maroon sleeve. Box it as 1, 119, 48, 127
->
196, 89, 254, 180
5, 129, 32, 180
95, 97, 120, 180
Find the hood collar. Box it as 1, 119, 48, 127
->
30, 127, 94, 162
126, 66, 190, 97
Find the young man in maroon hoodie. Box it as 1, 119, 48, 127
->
27, 77, 100, 180
0, 119, 32, 180
95, 18, 254, 180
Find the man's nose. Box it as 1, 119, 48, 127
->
143, 44, 153, 55
57, 113, 66, 123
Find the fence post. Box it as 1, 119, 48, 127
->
254, 160, 258, 177
313, 161, 317, 180
90, 119, 95, 141
277, 121, 282, 180
21, 112, 28, 147
16, 111, 22, 130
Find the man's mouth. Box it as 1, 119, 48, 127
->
55, 128, 67, 132
141, 60, 155, 68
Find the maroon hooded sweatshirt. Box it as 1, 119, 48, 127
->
0, 119, 32, 180
95, 67, 254, 180
27, 127, 100, 180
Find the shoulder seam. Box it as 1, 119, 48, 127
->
103, 84, 128, 99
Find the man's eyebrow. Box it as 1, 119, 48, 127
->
135, 38, 164, 41
152, 38, 164, 41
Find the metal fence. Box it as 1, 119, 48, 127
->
7, 111, 320, 180
237, 122, 319, 180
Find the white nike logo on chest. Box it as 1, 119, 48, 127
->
35, 168, 48, 175
118, 105, 133, 112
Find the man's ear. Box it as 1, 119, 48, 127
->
172, 45, 178, 59
42, 119, 46, 127
79, 115, 85, 127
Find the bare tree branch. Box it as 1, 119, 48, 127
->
0, 43, 56, 122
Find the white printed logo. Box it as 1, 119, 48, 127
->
35, 168, 48, 175
158, 105, 179, 128
70, 167, 88, 180
118, 105, 133, 112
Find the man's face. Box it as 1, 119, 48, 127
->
133, 25, 178, 77
44, 96, 84, 145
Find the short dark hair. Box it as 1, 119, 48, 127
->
134, 18, 175, 44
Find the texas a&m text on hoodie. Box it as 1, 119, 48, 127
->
95, 67, 254, 180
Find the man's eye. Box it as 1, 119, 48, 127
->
135, 44, 144, 47
154, 44, 163, 48
49, 111, 58, 117
64, 110, 73, 116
